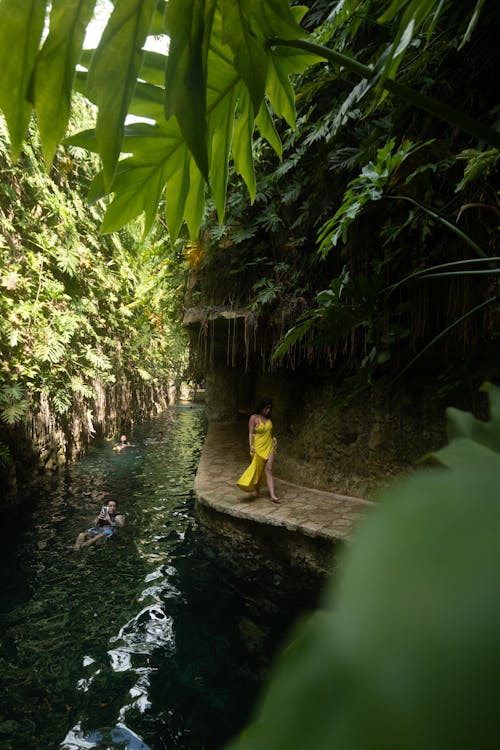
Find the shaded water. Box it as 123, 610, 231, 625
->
0, 406, 316, 750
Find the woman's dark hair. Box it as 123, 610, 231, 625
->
256, 397, 272, 414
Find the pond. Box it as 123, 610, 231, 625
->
0, 405, 317, 750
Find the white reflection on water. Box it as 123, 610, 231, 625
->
110, 602, 175, 652
65, 601, 175, 747
62, 721, 151, 750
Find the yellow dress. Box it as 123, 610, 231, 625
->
237, 418, 274, 492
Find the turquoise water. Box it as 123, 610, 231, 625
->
0, 406, 316, 750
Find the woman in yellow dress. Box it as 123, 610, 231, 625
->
237, 398, 280, 503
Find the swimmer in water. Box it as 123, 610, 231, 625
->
113, 434, 132, 451
74, 500, 125, 549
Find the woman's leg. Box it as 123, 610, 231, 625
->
265, 450, 280, 502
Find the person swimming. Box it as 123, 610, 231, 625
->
74, 500, 125, 549
113, 434, 132, 451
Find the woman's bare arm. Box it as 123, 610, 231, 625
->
248, 414, 257, 452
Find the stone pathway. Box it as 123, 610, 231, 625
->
194, 421, 371, 543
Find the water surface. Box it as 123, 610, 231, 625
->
0, 406, 315, 750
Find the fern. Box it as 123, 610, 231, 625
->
456, 148, 499, 192
52, 390, 72, 415
0, 384, 28, 424
34, 335, 67, 364
230, 224, 258, 244
70, 377, 95, 399
250, 279, 283, 310
256, 205, 285, 232
54, 243, 81, 277
84, 346, 112, 371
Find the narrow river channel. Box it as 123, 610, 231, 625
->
0, 405, 316, 750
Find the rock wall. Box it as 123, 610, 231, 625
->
196, 503, 332, 587
184, 311, 489, 501
260, 373, 447, 500
0, 378, 171, 500
201, 361, 450, 500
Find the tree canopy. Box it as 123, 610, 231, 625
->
0, 0, 497, 241
0, 0, 498, 397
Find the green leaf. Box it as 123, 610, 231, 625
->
140, 49, 168, 86
137, 366, 152, 380
209, 81, 241, 219
272, 317, 315, 360
255, 98, 282, 159
459, 0, 486, 49
72, 72, 168, 134
430, 384, 500, 471
444, 383, 500, 454
128, 80, 165, 121
149, 0, 167, 35
0, 0, 46, 159
64, 127, 99, 152
184, 159, 207, 239
70, 116, 206, 239
266, 45, 316, 129
165, 141, 192, 242
233, 86, 256, 202
100, 119, 192, 237
34, 335, 67, 364
227, 452, 500, 749
432, 436, 500, 471
219, 0, 309, 123
100, 157, 168, 235
32, 0, 98, 167
164, 0, 213, 180
378, 0, 484, 84
317, 138, 430, 257
0, 400, 29, 425
87, 0, 157, 188
219, 0, 269, 115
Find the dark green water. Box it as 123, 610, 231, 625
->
0, 406, 316, 750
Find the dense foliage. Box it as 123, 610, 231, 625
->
0, 105, 188, 428
189, 0, 499, 389
0, 0, 498, 389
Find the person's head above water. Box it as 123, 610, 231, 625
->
119, 435, 128, 444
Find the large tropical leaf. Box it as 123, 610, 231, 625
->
435, 382, 500, 462
69, 119, 205, 239
76, 1, 317, 238
32, 0, 98, 167
164, 0, 214, 180
3, 0, 494, 241
0, 0, 46, 159
87, 0, 157, 188
255, 98, 282, 159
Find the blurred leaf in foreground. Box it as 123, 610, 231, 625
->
226, 385, 500, 749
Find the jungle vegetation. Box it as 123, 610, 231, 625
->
0, 3, 499, 748
0, 0, 497, 397
0, 100, 188, 434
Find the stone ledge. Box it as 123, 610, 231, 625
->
183, 305, 253, 326
194, 421, 371, 573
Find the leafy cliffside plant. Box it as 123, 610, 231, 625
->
0, 107, 188, 428
0, 0, 497, 241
